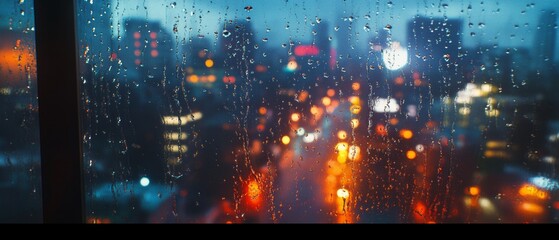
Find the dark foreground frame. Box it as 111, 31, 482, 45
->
34, 0, 84, 223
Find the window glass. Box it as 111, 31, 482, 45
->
77, 0, 559, 223
0, 0, 42, 223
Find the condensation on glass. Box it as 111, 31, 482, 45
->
0, 0, 42, 223
76, 0, 559, 223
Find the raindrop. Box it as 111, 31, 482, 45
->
384, 24, 392, 30
244, 5, 253, 12
316, 17, 322, 23
170, 2, 176, 8
478, 22, 485, 29
281, 43, 287, 48
480, 65, 486, 71
246, 17, 251, 22
262, 38, 268, 42
363, 24, 371, 32
222, 30, 231, 38
334, 26, 340, 31
364, 14, 371, 20
387, 1, 393, 7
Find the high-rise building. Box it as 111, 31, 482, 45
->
407, 16, 462, 70
533, 10, 556, 74
121, 18, 174, 82
407, 16, 463, 98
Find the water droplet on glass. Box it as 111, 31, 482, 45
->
384, 24, 392, 30
244, 5, 253, 12
222, 30, 231, 38
170, 2, 176, 8
334, 26, 340, 31
262, 38, 268, 42
364, 14, 371, 20
316, 17, 322, 23
363, 24, 370, 32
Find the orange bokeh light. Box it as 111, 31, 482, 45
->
351, 82, 360, 91
399, 129, 413, 139
326, 89, 336, 97
521, 202, 544, 214
394, 76, 404, 85
406, 150, 417, 160
246, 180, 262, 206
322, 97, 332, 106
291, 113, 301, 122
468, 186, 480, 196
281, 136, 291, 145
518, 184, 548, 200
375, 124, 388, 136
258, 107, 267, 115
205, 59, 214, 68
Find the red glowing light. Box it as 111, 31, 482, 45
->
149, 32, 157, 39
223, 76, 236, 84
294, 45, 319, 56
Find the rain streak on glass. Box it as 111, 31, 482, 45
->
0, 0, 42, 223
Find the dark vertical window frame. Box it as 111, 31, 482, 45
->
34, 0, 85, 223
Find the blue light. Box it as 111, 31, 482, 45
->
530, 176, 559, 191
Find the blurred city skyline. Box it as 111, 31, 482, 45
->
2, 1, 558, 59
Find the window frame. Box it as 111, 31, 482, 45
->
34, 0, 85, 223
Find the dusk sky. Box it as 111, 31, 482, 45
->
1, 0, 558, 59
107, 0, 559, 59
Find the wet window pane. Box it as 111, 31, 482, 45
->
77, 0, 559, 223
0, 0, 42, 223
